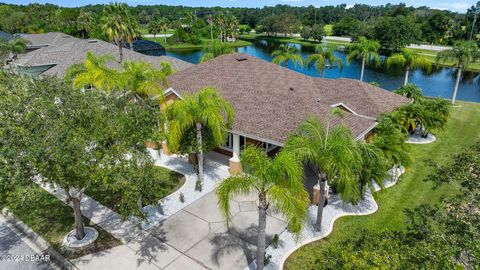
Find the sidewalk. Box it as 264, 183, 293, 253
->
38, 152, 233, 270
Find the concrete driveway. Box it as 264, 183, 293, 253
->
147, 191, 287, 270
0, 219, 53, 270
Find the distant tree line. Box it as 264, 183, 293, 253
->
1, 2, 480, 46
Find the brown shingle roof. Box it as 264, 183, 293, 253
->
168, 53, 409, 144
15, 33, 192, 77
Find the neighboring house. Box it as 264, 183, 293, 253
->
166, 53, 410, 173
14, 32, 192, 77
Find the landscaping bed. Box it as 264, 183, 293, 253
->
86, 165, 185, 212
4, 185, 122, 260
284, 101, 480, 269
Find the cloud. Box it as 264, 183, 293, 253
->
430, 2, 473, 12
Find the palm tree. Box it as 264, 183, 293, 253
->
207, 14, 214, 42
167, 87, 234, 184
347, 37, 381, 82
77, 10, 94, 39
159, 18, 170, 43
199, 40, 234, 63
386, 48, 432, 86
102, 3, 135, 63
227, 15, 239, 42
147, 20, 160, 41
284, 114, 361, 231
271, 44, 303, 68
120, 61, 171, 100
436, 40, 480, 104
67, 52, 121, 91
216, 12, 227, 42
305, 45, 343, 77
216, 146, 309, 270
0, 37, 31, 60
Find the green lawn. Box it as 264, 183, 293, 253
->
239, 34, 348, 48
143, 37, 251, 50
408, 48, 480, 72
284, 101, 480, 269
5, 185, 121, 259
86, 166, 185, 212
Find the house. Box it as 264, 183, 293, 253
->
166, 53, 410, 173
14, 32, 192, 77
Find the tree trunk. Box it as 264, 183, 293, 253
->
256, 193, 268, 270
210, 25, 213, 42
404, 66, 410, 86
71, 195, 85, 240
117, 42, 123, 63
360, 57, 365, 81
452, 68, 462, 105
220, 30, 223, 42
322, 68, 325, 78
314, 172, 327, 232
137, 193, 143, 213
164, 31, 167, 43
196, 122, 204, 183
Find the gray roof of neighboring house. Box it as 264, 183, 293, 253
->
168, 53, 410, 144
15, 33, 192, 77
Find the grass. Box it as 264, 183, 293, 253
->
86, 166, 185, 212
143, 37, 251, 50
239, 34, 349, 48
5, 185, 122, 259
284, 101, 480, 269
407, 48, 480, 72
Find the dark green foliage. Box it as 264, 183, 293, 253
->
394, 83, 423, 100
373, 15, 422, 52
0, 73, 162, 220
332, 17, 360, 36
393, 84, 450, 137
372, 115, 410, 168
310, 24, 325, 42
300, 26, 312, 40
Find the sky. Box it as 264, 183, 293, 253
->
2, 0, 476, 12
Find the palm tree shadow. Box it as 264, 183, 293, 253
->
209, 227, 256, 267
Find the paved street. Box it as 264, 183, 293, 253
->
0, 219, 53, 270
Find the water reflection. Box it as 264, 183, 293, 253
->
166, 39, 480, 102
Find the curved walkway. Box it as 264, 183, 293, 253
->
251, 166, 405, 270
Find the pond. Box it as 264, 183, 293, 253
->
166, 39, 480, 102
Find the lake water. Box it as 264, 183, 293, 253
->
166, 39, 480, 102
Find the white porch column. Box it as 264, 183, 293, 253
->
229, 133, 242, 174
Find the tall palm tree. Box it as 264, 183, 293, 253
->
386, 48, 432, 86
271, 44, 304, 68
305, 45, 343, 77
199, 40, 234, 63
159, 18, 170, 43
227, 15, 239, 42
147, 20, 160, 41
436, 40, 480, 104
68, 52, 121, 91
284, 115, 362, 231
216, 146, 309, 270
0, 37, 31, 60
102, 3, 135, 63
77, 10, 95, 39
207, 14, 214, 43
167, 87, 234, 183
216, 12, 227, 42
347, 37, 381, 82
